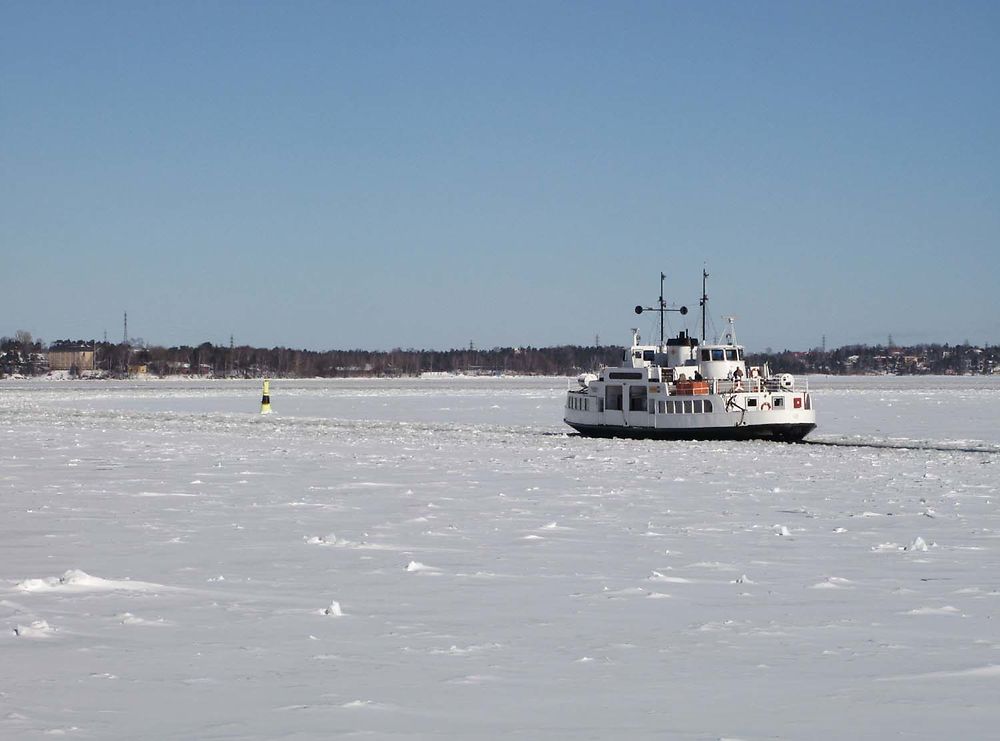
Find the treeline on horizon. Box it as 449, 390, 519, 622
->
2, 331, 999, 377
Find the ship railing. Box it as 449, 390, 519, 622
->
651, 376, 813, 396
759, 377, 810, 392
682, 377, 810, 394
711, 378, 768, 394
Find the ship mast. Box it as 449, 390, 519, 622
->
635, 272, 688, 347
659, 271, 666, 346
700, 268, 709, 343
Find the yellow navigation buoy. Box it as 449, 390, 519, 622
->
260, 378, 272, 414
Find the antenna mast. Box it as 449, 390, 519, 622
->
635, 272, 688, 347
700, 268, 709, 342
659, 271, 666, 346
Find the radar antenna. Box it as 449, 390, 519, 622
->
723, 316, 738, 346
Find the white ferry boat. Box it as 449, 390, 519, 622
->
564, 273, 816, 442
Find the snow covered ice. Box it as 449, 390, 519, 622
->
2, 375, 999, 739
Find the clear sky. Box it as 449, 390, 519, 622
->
2, 1, 998, 352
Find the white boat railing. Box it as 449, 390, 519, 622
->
710, 378, 763, 394
668, 377, 810, 395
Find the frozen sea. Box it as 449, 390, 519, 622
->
2, 375, 999, 740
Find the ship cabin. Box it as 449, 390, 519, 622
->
694, 344, 748, 382
615, 329, 759, 393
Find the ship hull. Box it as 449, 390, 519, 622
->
565, 421, 817, 443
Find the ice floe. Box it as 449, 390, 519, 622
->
13, 620, 55, 638
322, 601, 344, 617
15, 570, 168, 593
405, 560, 440, 573
906, 605, 962, 616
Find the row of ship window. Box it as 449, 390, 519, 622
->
567, 397, 714, 414
657, 399, 714, 414
571, 393, 809, 414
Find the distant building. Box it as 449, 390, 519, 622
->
48, 344, 95, 372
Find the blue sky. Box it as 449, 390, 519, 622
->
2, 1, 998, 351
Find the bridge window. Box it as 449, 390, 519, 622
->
609, 371, 643, 380
701, 349, 711, 361
726, 349, 738, 360
712, 349, 725, 361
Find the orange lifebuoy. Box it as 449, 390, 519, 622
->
760, 402, 771, 411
